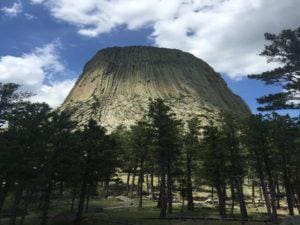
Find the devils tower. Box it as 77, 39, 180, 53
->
60, 46, 250, 129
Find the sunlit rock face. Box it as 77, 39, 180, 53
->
60, 46, 250, 130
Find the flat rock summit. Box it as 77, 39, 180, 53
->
60, 46, 250, 129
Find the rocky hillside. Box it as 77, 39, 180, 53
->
60, 46, 250, 130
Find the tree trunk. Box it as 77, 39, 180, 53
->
126, 170, 131, 196
159, 162, 167, 218
264, 160, 278, 220
104, 180, 109, 199
40, 182, 52, 225
150, 169, 154, 200
257, 165, 273, 221
167, 160, 173, 214
146, 174, 149, 195
259, 185, 263, 200
252, 180, 255, 206
0, 179, 10, 213
234, 177, 248, 219
157, 175, 161, 189
181, 192, 185, 211
275, 177, 281, 209
255, 153, 273, 221
59, 181, 64, 196
292, 186, 300, 214
10, 184, 24, 225
281, 147, 295, 216
283, 173, 294, 215
295, 190, 300, 214
186, 150, 194, 211
230, 180, 235, 216
85, 185, 90, 213
294, 192, 300, 214
138, 159, 144, 208
71, 191, 76, 212
75, 177, 88, 225
215, 181, 226, 218
37, 192, 44, 210
19, 190, 33, 225
129, 165, 137, 198
157, 191, 161, 208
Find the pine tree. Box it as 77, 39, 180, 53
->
248, 27, 300, 110
0, 82, 32, 125
39, 110, 76, 225
130, 119, 153, 208
267, 113, 298, 216
148, 98, 182, 217
243, 115, 275, 220
201, 121, 228, 218
183, 117, 201, 211
221, 113, 248, 219
112, 125, 137, 197
74, 119, 117, 225
3, 102, 51, 225
0, 83, 33, 216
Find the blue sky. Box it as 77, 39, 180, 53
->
0, 0, 299, 116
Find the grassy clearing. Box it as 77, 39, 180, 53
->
0, 196, 282, 225
0, 177, 296, 225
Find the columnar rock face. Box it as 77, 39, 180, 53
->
60, 46, 250, 130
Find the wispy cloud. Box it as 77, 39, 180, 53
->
1, 1, 23, 17
24, 13, 37, 20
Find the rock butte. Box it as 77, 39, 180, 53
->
60, 46, 250, 130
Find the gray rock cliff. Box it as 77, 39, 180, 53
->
60, 46, 250, 130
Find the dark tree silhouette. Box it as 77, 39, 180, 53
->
183, 117, 200, 211
148, 98, 182, 217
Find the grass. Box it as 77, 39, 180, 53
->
0, 176, 297, 225
0, 196, 283, 225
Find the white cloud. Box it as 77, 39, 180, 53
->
24, 13, 37, 20
31, 0, 300, 78
0, 43, 75, 107
30, 79, 76, 107
30, 0, 46, 3
1, 1, 22, 17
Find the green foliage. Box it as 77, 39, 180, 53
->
248, 27, 300, 110
183, 117, 201, 210
0, 102, 51, 186
200, 121, 228, 185
221, 113, 246, 179
148, 98, 183, 162
184, 117, 201, 158
79, 119, 117, 182
0, 82, 33, 125
242, 113, 300, 217
0, 82, 299, 224
111, 124, 134, 172
147, 98, 183, 216
130, 120, 153, 159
